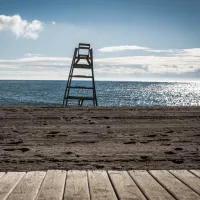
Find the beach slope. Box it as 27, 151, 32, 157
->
0, 106, 199, 171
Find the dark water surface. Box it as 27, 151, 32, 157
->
0, 80, 200, 106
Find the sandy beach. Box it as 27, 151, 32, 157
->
0, 106, 199, 171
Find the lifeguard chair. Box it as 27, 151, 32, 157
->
63, 43, 98, 106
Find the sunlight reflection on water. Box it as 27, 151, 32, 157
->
0, 81, 200, 106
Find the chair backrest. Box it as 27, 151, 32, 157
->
79, 43, 90, 49
78, 43, 91, 57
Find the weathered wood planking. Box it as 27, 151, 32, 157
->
190, 170, 200, 178
169, 170, 200, 195
7, 171, 46, 200
149, 170, 200, 200
64, 170, 90, 200
88, 170, 117, 200
0, 172, 5, 179
0, 172, 25, 200
0, 170, 199, 200
108, 170, 146, 200
129, 170, 174, 200
36, 170, 66, 200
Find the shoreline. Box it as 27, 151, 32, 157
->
0, 106, 200, 171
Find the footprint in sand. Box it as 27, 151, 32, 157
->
48, 131, 60, 135
93, 164, 104, 169
172, 159, 184, 164
3, 148, 15, 152
8, 139, 23, 145
166, 130, 174, 133
140, 156, 151, 160
3, 147, 29, 152
161, 134, 168, 137
65, 151, 73, 155
124, 140, 136, 144
18, 148, 29, 152
80, 131, 89, 134
140, 141, 148, 144
46, 131, 60, 138
111, 166, 122, 170
174, 147, 183, 151
165, 151, 176, 155
76, 163, 85, 166
146, 134, 157, 137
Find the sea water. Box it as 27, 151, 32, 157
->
0, 80, 200, 106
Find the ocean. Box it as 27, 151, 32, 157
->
0, 80, 200, 106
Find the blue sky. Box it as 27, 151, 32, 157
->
0, 0, 200, 81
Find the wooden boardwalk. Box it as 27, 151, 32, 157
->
0, 170, 200, 200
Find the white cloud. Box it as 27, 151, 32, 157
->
176, 48, 200, 57
146, 64, 199, 74
0, 54, 200, 75
98, 45, 150, 52
52, 21, 56, 25
95, 55, 200, 66
0, 47, 200, 81
98, 45, 181, 54
0, 14, 44, 39
24, 53, 44, 57
148, 49, 178, 53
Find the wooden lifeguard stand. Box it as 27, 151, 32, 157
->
62, 43, 98, 106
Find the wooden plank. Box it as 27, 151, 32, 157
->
0, 172, 25, 200
149, 170, 200, 200
129, 170, 175, 200
75, 56, 90, 60
64, 170, 90, 200
170, 170, 200, 195
36, 170, 66, 200
190, 170, 200, 178
88, 170, 117, 200
71, 75, 93, 78
73, 64, 92, 69
67, 96, 94, 100
0, 172, 5, 179
108, 170, 146, 200
79, 47, 90, 50
69, 86, 93, 89
7, 171, 46, 200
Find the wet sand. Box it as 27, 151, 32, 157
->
0, 106, 199, 171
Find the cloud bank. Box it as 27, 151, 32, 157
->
0, 46, 200, 81
24, 53, 44, 57
0, 48, 200, 81
98, 45, 180, 54
0, 15, 44, 39
98, 45, 150, 52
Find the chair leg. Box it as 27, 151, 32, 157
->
78, 99, 84, 106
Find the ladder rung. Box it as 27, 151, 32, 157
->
75, 57, 90, 60
69, 86, 93, 89
67, 96, 94, 100
79, 47, 90, 50
77, 55, 89, 58
73, 64, 92, 69
71, 75, 93, 78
